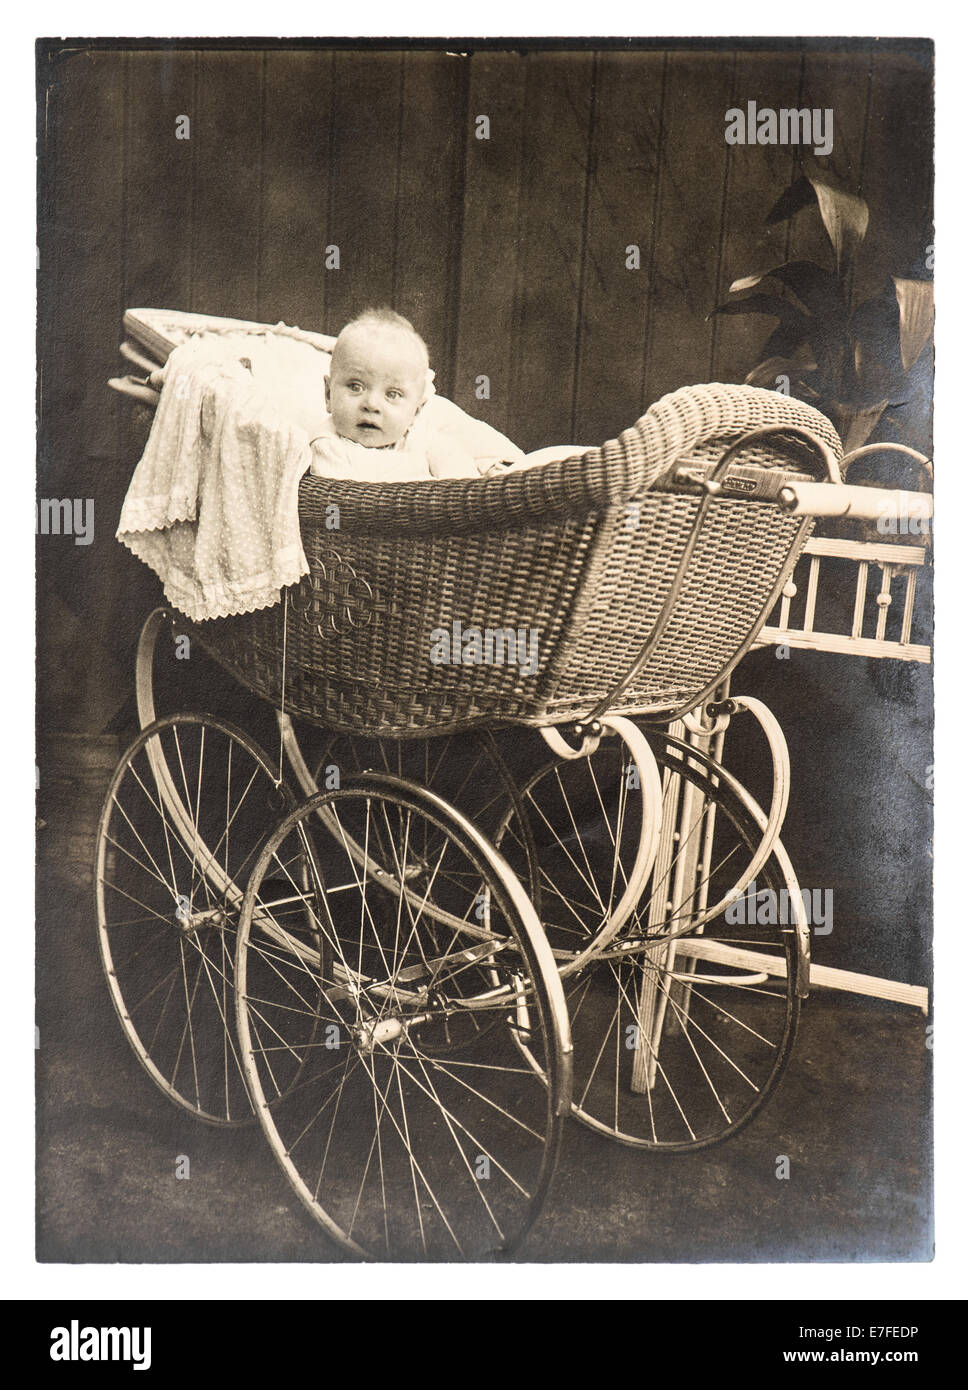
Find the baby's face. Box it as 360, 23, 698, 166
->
325, 327, 426, 448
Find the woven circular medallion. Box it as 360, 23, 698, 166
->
291, 548, 376, 637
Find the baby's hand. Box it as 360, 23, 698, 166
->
426, 442, 482, 479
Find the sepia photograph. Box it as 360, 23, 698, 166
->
35, 34, 934, 1268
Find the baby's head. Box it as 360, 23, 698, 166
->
325, 308, 430, 448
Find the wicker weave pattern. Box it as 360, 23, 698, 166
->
185, 383, 842, 735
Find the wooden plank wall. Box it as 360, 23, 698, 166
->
37, 42, 933, 734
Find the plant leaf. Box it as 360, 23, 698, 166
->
764, 175, 816, 227
830, 400, 890, 453
892, 277, 934, 371
809, 177, 869, 275
764, 175, 869, 276
729, 260, 845, 322
714, 297, 812, 362
761, 321, 814, 361
845, 403, 889, 453
851, 290, 903, 400
710, 294, 805, 324
743, 352, 818, 390
730, 272, 771, 294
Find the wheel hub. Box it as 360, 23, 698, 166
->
173, 901, 230, 935
352, 1010, 435, 1053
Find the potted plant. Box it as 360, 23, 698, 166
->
712, 172, 933, 458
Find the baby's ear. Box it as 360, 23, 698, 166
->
323, 374, 331, 408
413, 371, 435, 413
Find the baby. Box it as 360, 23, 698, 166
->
309, 307, 526, 481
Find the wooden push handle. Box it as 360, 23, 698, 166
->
777, 481, 933, 523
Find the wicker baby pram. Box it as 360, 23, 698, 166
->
178, 382, 842, 736
100, 308, 892, 1262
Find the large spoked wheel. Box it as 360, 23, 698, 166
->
278, 716, 542, 909
498, 733, 804, 1149
235, 774, 572, 1261
95, 714, 291, 1124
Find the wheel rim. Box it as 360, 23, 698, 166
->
498, 735, 800, 1149
236, 775, 570, 1261
494, 734, 651, 965
95, 714, 289, 1124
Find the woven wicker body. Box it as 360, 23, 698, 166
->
175, 380, 842, 736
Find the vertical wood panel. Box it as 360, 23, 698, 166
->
573, 50, 665, 444
644, 51, 735, 404
510, 52, 595, 453
120, 50, 197, 494
260, 50, 335, 331
711, 51, 805, 384
452, 52, 527, 433
38, 49, 130, 726
392, 52, 467, 396
191, 52, 264, 318
109, 50, 198, 666
42, 50, 126, 478
122, 50, 196, 312
324, 52, 404, 331
37, 54, 66, 492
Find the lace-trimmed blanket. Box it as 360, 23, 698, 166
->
117, 334, 321, 620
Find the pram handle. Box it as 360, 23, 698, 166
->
776, 481, 933, 524
702, 423, 843, 489
698, 424, 933, 522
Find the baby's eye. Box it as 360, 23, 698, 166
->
346, 381, 363, 393
386, 389, 402, 401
